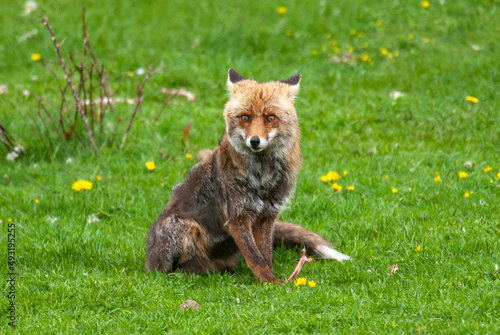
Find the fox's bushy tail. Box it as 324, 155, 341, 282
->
274, 221, 350, 261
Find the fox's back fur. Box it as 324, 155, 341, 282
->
146, 70, 349, 282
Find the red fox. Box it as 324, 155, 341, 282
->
146, 69, 350, 283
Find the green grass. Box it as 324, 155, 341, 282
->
1, 0, 500, 333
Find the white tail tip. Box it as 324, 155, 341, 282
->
317, 245, 351, 261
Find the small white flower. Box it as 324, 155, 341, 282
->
462, 227, 466, 233
236, 298, 240, 303
390, 91, 404, 100
87, 213, 100, 224
6, 152, 18, 161
83, 273, 88, 276
66, 157, 74, 164
470, 44, 481, 51
46, 217, 58, 224
495, 264, 498, 273
31, 75, 38, 81
136, 68, 145, 75
463, 161, 473, 169
23, 89, 30, 97
33, 163, 38, 168
13, 145, 24, 152
24, 1, 38, 15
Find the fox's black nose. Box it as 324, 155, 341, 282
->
250, 137, 260, 148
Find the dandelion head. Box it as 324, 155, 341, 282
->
145, 161, 156, 171
465, 96, 478, 104
31, 53, 41, 61
276, 6, 287, 14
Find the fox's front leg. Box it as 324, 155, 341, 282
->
253, 218, 275, 269
227, 218, 277, 283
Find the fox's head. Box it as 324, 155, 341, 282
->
223, 69, 301, 154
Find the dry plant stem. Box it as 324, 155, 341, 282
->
119, 64, 163, 148
286, 248, 313, 283
0, 124, 15, 151
42, 16, 98, 154
154, 77, 187, 122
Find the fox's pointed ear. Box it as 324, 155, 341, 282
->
280, 74, 302, 100
227, 69, 246, 96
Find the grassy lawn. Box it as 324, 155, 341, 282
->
1, 0, 499, 333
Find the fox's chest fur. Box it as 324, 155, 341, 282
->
165, 135, 299, 241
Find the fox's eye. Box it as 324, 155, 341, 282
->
241, 115, 250, 123
266, 115, 276, 123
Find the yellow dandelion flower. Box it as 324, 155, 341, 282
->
497, 172, 500, 179
408, 33, 414, 40
326, 171, 341, 181
145, 161, 156, 171
108, 228, 112, 234
308, 280, 317, 287
383, 174, 389, 180
394, 51, 399, 57
490, 180, 493, 183
326, 33, 332, 39
415, 245, 421, 252
357, 32, 364, 38
359, 315, 363, 319
459, 171, 469, 179
465, 192, 470, 198
320, 175, 328, 182
350, 28, 357, 35
160, 182, 164, 187
424, 37, 430, 43
286, 30, 292, 36
31, 53, 41, 61
333, 46, 341, 54
276, 6, 287, 14
311, 49, 318, 55
348, 46, 354, 52
348, 186, 355, 191
484, 167, 492, 173
360, 54, 369, 62
331, 40, 338, 46
434, 171, 441, 184
126, 71, 134, 77
421, 1, 430, 9
96, 175, 102, 181
72, 180, 93, 192
392, 323, 396, 327
465, 96, 478, 104
8, 218, 12, 223
186, 153, 193, 159
35, 199, 40, 204
392, 188, 398, 194
415, 329, 421, 333
343, 170, 348, 176
332, 183, 342, 191
380, 48, 388, 55
410, 179, 413, 183
376, 19, 383, 26
294, 277, 307, 286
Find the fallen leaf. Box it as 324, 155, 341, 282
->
162, 88, 196, 101
0, 85, 7, 95
180, 300, 201, 310
390, 264, 399, 275
182, 122, 193, 138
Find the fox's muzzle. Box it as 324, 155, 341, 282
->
249, 137, 260, 149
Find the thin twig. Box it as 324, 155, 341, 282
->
41, 16, 98, 154
120, 64, 164, 148
154, 77, 187, 122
